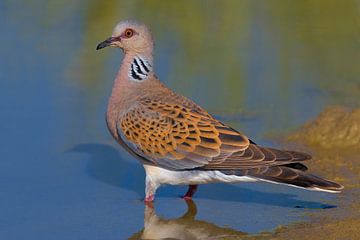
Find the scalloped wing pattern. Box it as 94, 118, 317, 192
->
118, 99, 310, 170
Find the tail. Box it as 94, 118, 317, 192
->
249, 165, 343, 193
222, 165, 344, 193
208, 141, 343, 192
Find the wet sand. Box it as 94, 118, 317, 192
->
274, 106, 360, 240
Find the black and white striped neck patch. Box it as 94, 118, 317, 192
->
129, 56, 152, 81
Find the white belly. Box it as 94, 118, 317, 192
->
143, 165, 257, 186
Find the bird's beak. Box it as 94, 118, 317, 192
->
96, 37, 119, 50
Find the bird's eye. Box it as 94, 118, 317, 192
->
124, 29, 134, 38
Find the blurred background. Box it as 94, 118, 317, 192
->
1, 0, 359, 239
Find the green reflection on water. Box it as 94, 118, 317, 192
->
65, 0, 360, 137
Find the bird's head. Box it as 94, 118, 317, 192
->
96, 20, 153, 54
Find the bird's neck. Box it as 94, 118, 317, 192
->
106, 51, 154, 138
110, 51, 154, 101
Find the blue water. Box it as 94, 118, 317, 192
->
1, 1, 354, 239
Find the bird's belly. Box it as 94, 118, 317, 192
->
144, 165, 257, 185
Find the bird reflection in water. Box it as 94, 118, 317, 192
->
129, 200, 251, 240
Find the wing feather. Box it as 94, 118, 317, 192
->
117, 98, 311, 170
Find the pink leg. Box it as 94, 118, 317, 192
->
144, 174, 159, 203
144, 199, 154, 208
182, 185, 198, 200
144, 195, 154, 203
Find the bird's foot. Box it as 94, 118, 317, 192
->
144, 200, 154, 208
182, 195, 193, 201
181, 185, 198, 200
144, 195, 154, 203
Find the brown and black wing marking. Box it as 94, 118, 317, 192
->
117, 98, 250, 169
118, 98, 343, 192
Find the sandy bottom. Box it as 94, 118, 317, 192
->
272, 106, 360, 240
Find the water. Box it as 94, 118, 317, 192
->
1, 0, 359, 239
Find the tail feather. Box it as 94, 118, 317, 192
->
282, 162, 308, 171
222, 165, 343, 193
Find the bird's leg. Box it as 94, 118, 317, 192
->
144, 174, 159, 203
182, 185, 198, 200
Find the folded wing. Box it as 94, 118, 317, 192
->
117, 98, 311, 170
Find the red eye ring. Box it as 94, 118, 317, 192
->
124, 29, 134, 38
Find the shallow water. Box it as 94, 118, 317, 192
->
1, 0, 359, 239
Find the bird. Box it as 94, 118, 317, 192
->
96, 20, 343, 202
